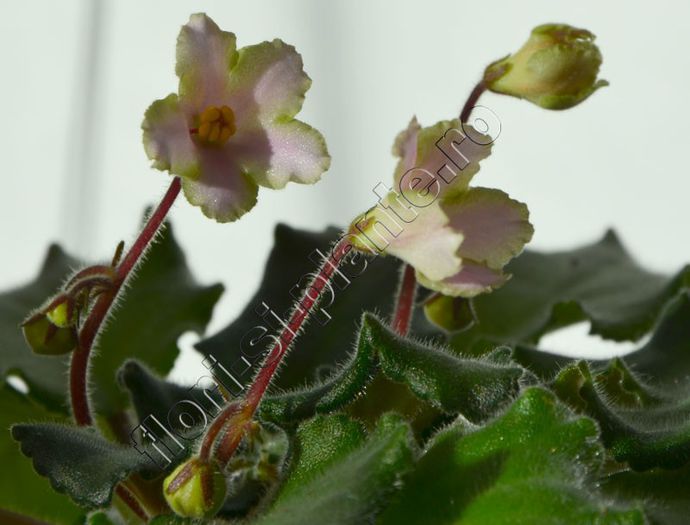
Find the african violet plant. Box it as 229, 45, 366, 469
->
2, 13, 689, 525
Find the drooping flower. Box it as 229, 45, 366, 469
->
483, 24, 608, 110
143, 13, 330, 222
348, 117, 533, 297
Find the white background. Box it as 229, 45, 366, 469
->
2, 0, 687, 383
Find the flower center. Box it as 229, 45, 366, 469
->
196, 105, 236, 146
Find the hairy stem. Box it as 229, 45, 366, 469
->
391, 264, 417, 336
201, 238, 353, 465
459, 80, 487, 124
115, 483, 149, 522
70, 177, 181, 426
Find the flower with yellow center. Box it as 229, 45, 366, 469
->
142, 14, 330, 222
196, 105, 237, 146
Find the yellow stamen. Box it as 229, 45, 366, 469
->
208, 123, 221, 143
221, 106, 234, 123
195, 105, 236, 146
200, 106, 220, 123
218, 126, 232, 144
198, 122, 212, 141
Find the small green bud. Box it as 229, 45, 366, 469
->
163, 457, 226, 518
22, 314, 77, 355
46, 300, 73, 328
484, 23, 608, 110
423, 294, 475, 333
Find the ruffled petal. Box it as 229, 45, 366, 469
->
443, 187, 534, 269
235, 120, 330, 189
350, 196, 463, 282
142, 94, 200, 179
227, 39, 311, 128
181, 148, 259, 223
394, 119, 492, 197
392, 116, 421, 174
416, 260, 509, 297
176, 13, 237, 111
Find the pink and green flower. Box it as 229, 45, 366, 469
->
142, 13, 330, 222
349, 117, 533, 297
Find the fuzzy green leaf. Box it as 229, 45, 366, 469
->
0, 383, 84, 525
254, 414, 415, 525
278, 414, 366, 497
602, 464, 690, 525
448, 231, 690, 351
534, 293, 690, 470
378, 387, 645, 524
260, 314, 524, 426
11, 422, 154, 508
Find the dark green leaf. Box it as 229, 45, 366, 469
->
449, 231, 690, 352
522, 293, 690, 471
0, 383, 84, 525
602, 464, 690, 525
86, 511, 118, 525
260, 314, 524, 426
277, 414, 366, 497
254, 414, 415, 525
11, 422, 154, 508
149, 516, 229, 525
378, 387, 645, 525
0, 245, 77, 410
0, 218, 222, 416
118, 359, 223, 430
92, 220, 223, 415
553, 358, 690, 471
196, 224, 439, 392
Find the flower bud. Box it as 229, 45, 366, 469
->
163, 457, 226, 518
423, 294, 475, 333
22, 314, 77, 355
484, 24, 608, 110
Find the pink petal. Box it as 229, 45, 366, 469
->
176, 13, 237, 112
395, 119, 493, 197
351, 197, 463, 282
142, 94, 199, 180
181, 147, 259, 223
443, 187, 533, 269
234, 120, 330, 189
227, 39, 311, 129
417, 261, 508, 297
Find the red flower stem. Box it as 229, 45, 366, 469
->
390, 83, 487, 338
245, 238, 352, 409
459, 80, 487, 124
200, 238, 353, 465
198, 400, 246, 462
115, 484, 149, 522
116, 177, 182, 280
70, 177, 181, 426
391, 264, 417, 336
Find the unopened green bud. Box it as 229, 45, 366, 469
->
46, 300, 73, 328
484, 24, 608, 110
423, 294, 475, 333
22, 314, 77, 355
163, 457, 226, 518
